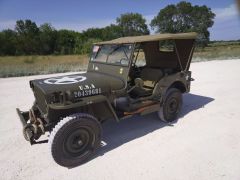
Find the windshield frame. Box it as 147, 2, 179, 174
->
90, 43, 135, 67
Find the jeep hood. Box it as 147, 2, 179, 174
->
30, 72, 125, 95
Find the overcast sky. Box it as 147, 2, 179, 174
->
0, 0, 239, 40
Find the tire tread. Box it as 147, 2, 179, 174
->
49, 113, 101, 167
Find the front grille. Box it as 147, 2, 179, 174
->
33, 86, 47, 114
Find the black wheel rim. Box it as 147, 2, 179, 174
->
63, 127, 94, 158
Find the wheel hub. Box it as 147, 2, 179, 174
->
77, 140, 83, 146
167, 98, 178, 113
64, 129, 91, 156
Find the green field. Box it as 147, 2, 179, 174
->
0, 55, 88, 78
0, 42, 240, 78
193, 41, 240, 61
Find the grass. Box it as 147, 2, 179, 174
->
193, 41, 240, 62
0, 55, 88, 78
0, 42, 240, 78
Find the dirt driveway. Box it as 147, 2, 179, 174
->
0, 60, 240, 180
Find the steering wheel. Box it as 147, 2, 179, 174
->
128, 63, 141, 87
120, 58, 129, 65
132, 64, 141, 77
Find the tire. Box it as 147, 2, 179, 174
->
158, 88, 182, 122
49, 113, 102, 167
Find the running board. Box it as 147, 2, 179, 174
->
124, 103, 160, 116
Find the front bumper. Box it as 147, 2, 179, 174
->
16, 108, 45, 145
16, 108, 34, 144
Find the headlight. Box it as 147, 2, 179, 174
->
50, 92, 62, 104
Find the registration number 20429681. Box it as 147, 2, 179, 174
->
73, 84, 102, 98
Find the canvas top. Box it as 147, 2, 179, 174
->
95, 32, 198, 45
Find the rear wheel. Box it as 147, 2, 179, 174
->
158, 88, 182, 122
49, 113, 102, 167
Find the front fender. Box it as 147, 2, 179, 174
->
47, 95, 119, 123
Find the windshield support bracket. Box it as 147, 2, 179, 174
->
185, 44, 195, 71
174, 41, 183, 71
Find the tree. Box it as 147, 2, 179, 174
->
76, 38, 101, 54
0, 29, 17, 55
0, 32, 3, 55
150, 1, 215, 47
55, 30, 76, 54
82, 24, 123, 42
116, 13, 149, 36
82, 28, 104, 41
15, 19, 40, 54
39, 23, 57, 55
102, 24, 123, 40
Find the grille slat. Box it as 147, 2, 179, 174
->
33, 86, 47, 114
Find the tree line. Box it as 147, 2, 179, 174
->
0, 1, 215, 56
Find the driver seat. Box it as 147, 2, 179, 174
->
129, 67, 164, 98
141, 67, 164, 85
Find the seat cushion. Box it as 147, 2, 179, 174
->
129, 87, 152, 98
140, 67, 164, 82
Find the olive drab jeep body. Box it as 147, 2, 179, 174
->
17, 32, 197, 167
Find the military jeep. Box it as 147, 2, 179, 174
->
17, 32, 197, 167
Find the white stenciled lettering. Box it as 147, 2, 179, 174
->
84, 85, 90, 89
79, 83, 96, 90
73, 88, 102, 98
74, 92, 78, 98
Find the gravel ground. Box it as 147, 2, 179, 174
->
0, 59, 240, 180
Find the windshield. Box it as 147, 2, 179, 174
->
90, 44, 133, 66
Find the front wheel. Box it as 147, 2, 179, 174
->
49, 113, 102, 167
158, 88, 182, 122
